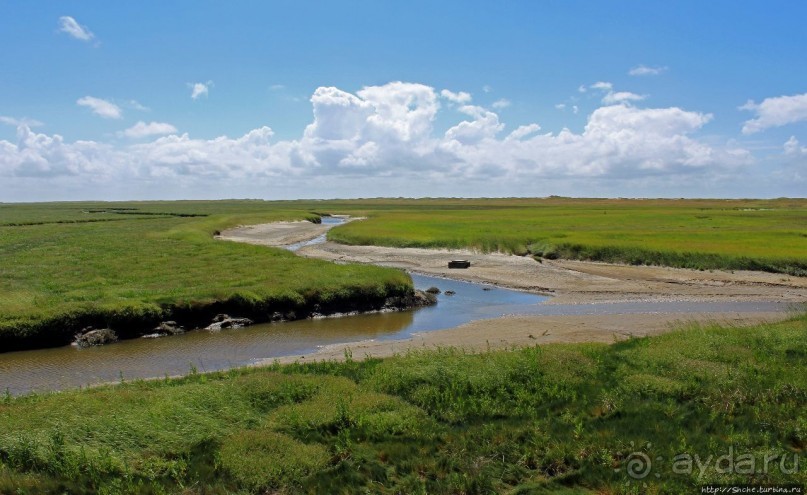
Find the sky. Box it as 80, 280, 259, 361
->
1, 1, 805, 201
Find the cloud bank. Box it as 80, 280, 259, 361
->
0, 81, 758, 199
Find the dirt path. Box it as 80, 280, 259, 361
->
221, 219, 806, 362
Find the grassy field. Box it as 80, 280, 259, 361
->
2, 197, 805, 350
0, 201, 412, 350
1, 313, 804, 494
324, 198, 807, 275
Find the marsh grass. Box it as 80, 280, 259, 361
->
325, 198, 807, 275
1, 313, 804, 493
0, 201, 411, 350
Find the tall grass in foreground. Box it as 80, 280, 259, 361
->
1, 313, 804, 493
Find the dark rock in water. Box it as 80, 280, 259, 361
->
271, 312, 283, 321
384, 289, 437, 309
153, 321, 185, 336
425, 286, 441, 294
73, 328, 118, 348
212, 314, 230, 323
444, 290, 456, 296
482, 287, 492, 291
205, 316, 254, 331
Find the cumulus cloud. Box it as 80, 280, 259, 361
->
492, 98, 511, 109
629, 65, 668, 76
58, 16, 95, 41
445, 105, 504, 144
76, 96, 122, 119
740, 92, 807, 134
1, 81, 753, 197
189, 81, 213, 100
441, 89, 472, 104
0, 125, 113, 178
119, 121, 178, 139
784, 136, 807, 156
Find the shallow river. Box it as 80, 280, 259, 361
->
0, 273, 787, 396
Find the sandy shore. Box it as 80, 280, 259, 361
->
220, 219, 806, 362
265, 311, 784, 365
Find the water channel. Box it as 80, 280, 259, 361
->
0, 216, 790, 395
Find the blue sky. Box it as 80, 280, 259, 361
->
1, 1, 805, 200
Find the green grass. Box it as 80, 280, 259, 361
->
0, 201, 412, 350
324, 197, 807, 275
3, 197, 805, 350
1, 313, 804, 493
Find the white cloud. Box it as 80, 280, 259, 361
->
444, 105, 504, 144
784, 136, 807, 156
441, 89, 472, 104
128, 100, 150, 111
483, 85, 492, 93
602, 91, 646, 105
492, 98, 511, 109
58, 16, 95, 42
270, 84, 286, 91
585, 82, 646, 105
1, 81, 755, 198
0, 116, 43, 127
572, 105, 579, 114
189, 81, 213, 100
629, 65, 668, 76
590, 81, 613, 92
0, 125, 113, 178
555, 103, 566, 111
119, 121, 178, 139
506, 124, 541, 141
76, 96, 122, 119
740, 92, 807, 134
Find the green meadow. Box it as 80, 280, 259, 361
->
1, 314, 805, 493
325, 197, 807, 275
1, 198, 805, 350
0, 201, 411, 350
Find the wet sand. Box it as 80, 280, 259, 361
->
220, 219, 806, 363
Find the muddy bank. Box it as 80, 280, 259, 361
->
266, 311, 786, 365
1, 282, 433, 353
